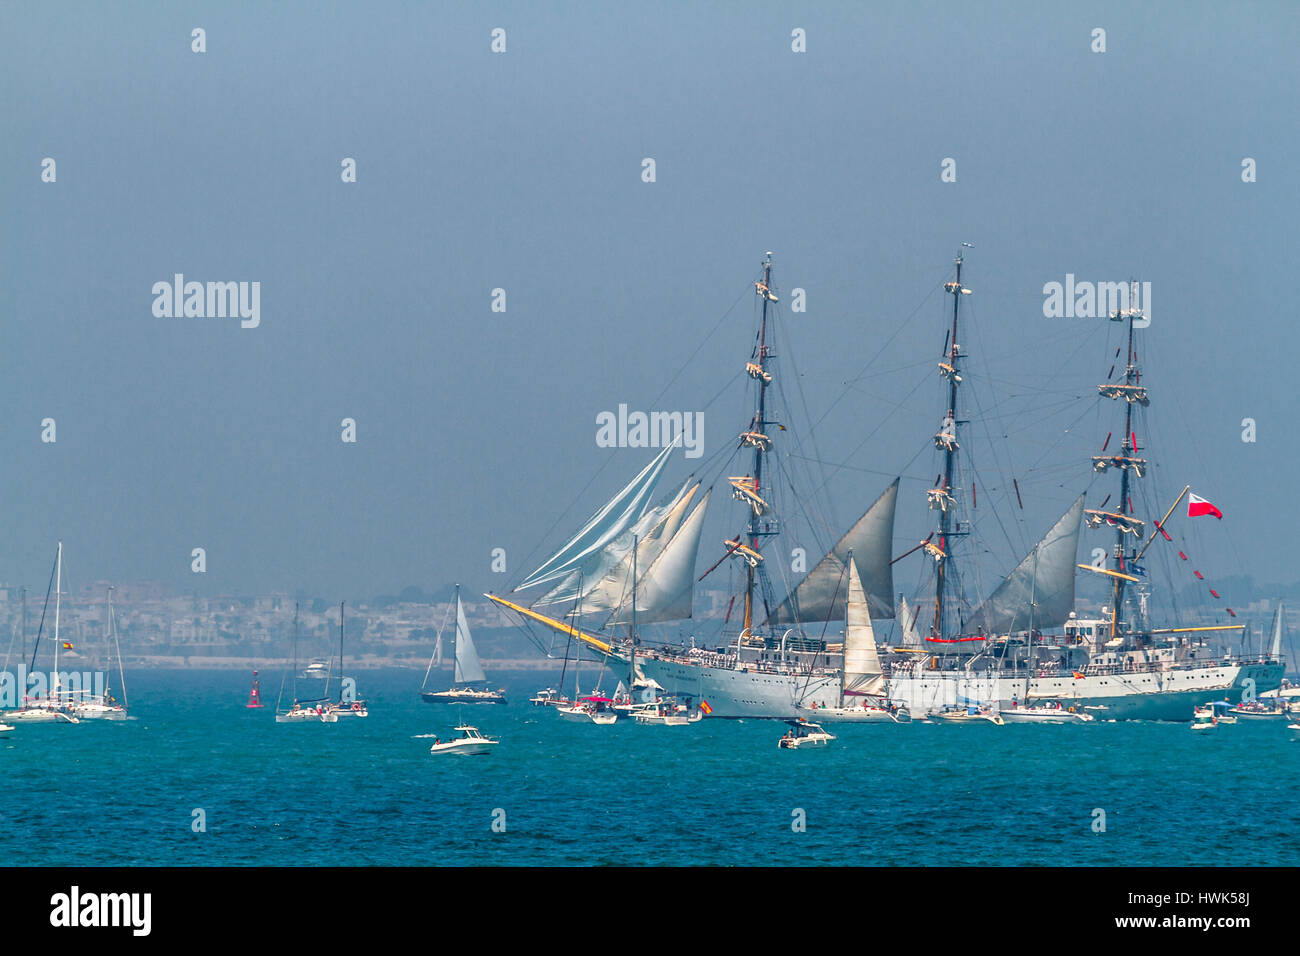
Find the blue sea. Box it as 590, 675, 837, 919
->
2, 669, 1297, 867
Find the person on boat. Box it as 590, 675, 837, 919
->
433, 737, 440, 745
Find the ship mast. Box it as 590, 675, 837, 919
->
1107, 283, 1143, 643
932, 250, 970, 640
742, 253, 779, 636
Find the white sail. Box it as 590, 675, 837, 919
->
453, 595, 487, 684
1270, 602, 1284, 658
971, 495, 1085, 635
538, 479, 696, 609
606, 490, 712, 625
899, 594, 923, 648
843, 559, 885, 696
767, 478, 899, 625
579, 482, 698, 614
517, 442, 677, 591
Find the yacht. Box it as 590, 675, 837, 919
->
778, 720, 835, 749
429, 725, 499, 756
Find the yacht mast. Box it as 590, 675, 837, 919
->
53, 541, 63, 701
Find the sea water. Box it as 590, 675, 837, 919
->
1, 669, 1296, 866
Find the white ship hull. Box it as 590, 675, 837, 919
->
887, 661, 1283, 721
635, 657, 840, 719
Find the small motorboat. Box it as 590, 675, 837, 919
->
0, 723, 14, 736
1191, 704, 1217, 730
1209, 700, 1237, 724
778, 719, 836, 749
429, 725, 499, 756
1227, 699, 1288, 719
1288, 723, 1300, 740
529, 688, 568, 707
930, 705, 1004, 725
999, 702, 1093, 724
632, 697, 702, 726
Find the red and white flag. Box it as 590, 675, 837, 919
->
1187, 493, 1223, 520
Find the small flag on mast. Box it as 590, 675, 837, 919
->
61, 642, 73, 650
1187, 493, 1223, 519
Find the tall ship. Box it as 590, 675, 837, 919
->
488, 251, 1283, 720
489, 253, 899, 718
885, 261, 1284, 719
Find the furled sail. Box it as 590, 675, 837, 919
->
606, 490, 712, 625
575, 481, 699, 614
971, 495, 1085, 635
453, 595, 487, 684
766, 478, 899, 625
517, 442, 676, 591
843, 559, 885, 696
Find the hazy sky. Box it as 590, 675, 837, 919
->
3, 2, 1297, 612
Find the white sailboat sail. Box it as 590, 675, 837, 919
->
453, 595, 487, 684
1270, 602, 1284, 658
517, 442, 677, 591
971, 495, 1085, 635
606, 490, 712, 625
537, 479, 695, 609
767, 478, 899, 624
579, 482, 698, 614
843, 559, 885, 696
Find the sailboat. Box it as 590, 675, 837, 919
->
72, 585, 129, 720
421, 586, 506, 704
276, 602, 337, 723
488, 253, 894, 719
5, 542, 80, 724
329, 602, 368, 717
798, 558, 908, 722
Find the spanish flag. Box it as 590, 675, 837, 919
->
699, 700, 713, 715
1072, 671, 1085, 680
62, 642, 74, 650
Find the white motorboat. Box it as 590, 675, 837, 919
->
1209, 700, 1237, 724
1000, 702, 1093, 724
1191, 704, 1217, 730
632, 699, 701, 725
529, 688, 568, 707
778, 719, 835, 748
0, 723, 13, 736
930, 705, 1004, 725
1288, 723, 1300, 740
301, 659, 331, 680
429, 725, 498, 756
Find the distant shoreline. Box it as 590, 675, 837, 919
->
109, 656, 563, 671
